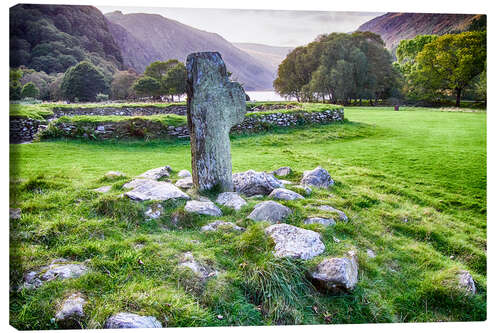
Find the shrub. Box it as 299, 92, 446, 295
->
96, 93, 109, 102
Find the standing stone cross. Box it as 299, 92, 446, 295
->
186, 52, 246, 192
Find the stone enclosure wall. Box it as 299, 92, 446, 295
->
10, 104, 343, 143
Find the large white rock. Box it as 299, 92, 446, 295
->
233, 170, 283, 196
21, 259, 89, 290
268, 188, 304, 201
265, 223, 325, 260
247, 201, 292, 223
201, 220, 245, 232
310, 251, 358, 293
185, 200, 222, 216
55, 292, 86, 328
458, 270, 476, 295
123, 179, 189, 201
216, 192, 247, 210
301, 167, 334, 188
137, 166, 171, 180
104, 312, 162, 328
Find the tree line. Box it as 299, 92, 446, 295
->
10, 59, 187, 103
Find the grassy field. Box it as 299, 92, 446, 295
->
9, 106, 486, 329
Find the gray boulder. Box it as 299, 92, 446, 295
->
247, 201, 291, 223
21, 259, 89, 290
304, 217, 336, 226
55, 292, 86, 328
175, 177, 193, 189
269, 188, 304, 201
201, 220, 244, 232
10, 208, 21, 220
178, 169, 192, 178
104, 312, 162, 328
274, 166, 292, 177
458, 270, 476, 295
178, 252, 217, 281
123, 179, 189, 201
216, 192, 247, 210
233, 170, 283, 196
185, 200, 222, 216
316, 205, 348, 222
301, 167, 334, 188
310, 251, 358, 293
94, 185, 111, 193
137, 166, 171, 180
265, 224, 325, 260
145, 203, 164, 219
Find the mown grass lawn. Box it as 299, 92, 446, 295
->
9, 106, 486, 329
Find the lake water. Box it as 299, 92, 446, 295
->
246, 91, 296, 102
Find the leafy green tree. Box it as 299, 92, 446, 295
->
111, 70, 139, 100
163, 63, 187, 101
475, 68, 486, 102
132, 76, 162, 99
396, 35, 438, 75
61, 61, 108, 102
21, 82, 40, 98
9, 68, 23, 100
413, 31, 486, 106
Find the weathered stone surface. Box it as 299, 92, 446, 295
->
137, 166, 170, 180
293, 185, 312, 196
94, 185, 111, 193
175, 177, 193, 189
304, 217, 336, 226
145, 203, 164, 219
201, 220, 244, 232
247, 201, 291, 223
21, 259, 89, 290
265, 224, 325, 260
55, 293, 86, 328
301, 167, 334, 188
104, 312, 162, 328
187, 52, 246, 192
178, 252, 217, 281
280, 180, 293, 185
105, 171, 125, 178
185, 200, 222, 216
274, 166, 292, 177
316, 205, 348, 222
458, 270, 476, 295
216, 192, 247, 210
10, 208, 21, 219
269, 188, 304, 201
178, 169, 192, 178
310, 251, 358, 293
233, 170, 283, 196
123, 179, 189, 201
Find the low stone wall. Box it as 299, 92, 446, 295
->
10, 117, 47, 143
37, 108, 344, 141
51, 105, 188, 118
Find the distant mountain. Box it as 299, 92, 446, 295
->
10, 4, 123, 75
105, 11, 276, 90
233, 43, 293, 74
357, 12, 486, 51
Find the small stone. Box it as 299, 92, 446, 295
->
175, 177, 193, 189
216, 192, 247, 210
217, 315, 224, 320
10, 208, 21, 219
21, 259, 89, 290
458, 270, 476, 295
178, 252, 217, 281
55, 293, 86, 328
201, 220, 244, 232
293, 185, 312, 196
265, 223, 325, 260
123, 179, 189, 201
316, 205, 348, 222
301, 166, 334, 188
310, 251, 358, 293
104, 312, 162, 328
93, 185, 111, 193
233, 170, 283, 196
247, 201, 292, 223
105, 171, 125, 178
178, 169, 192, 178
366, 249, 376, 258
137, 166, 170, 180
145, 203, 164, 219
304, 217, 336, 226
185, 200, 222, 216
274, 166, 292, 177
268, 188, 304, 201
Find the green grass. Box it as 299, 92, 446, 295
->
9, 106, 486, 328
53, 114, 188, 127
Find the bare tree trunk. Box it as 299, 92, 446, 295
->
455, 88, 462, 107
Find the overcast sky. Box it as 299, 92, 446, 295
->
97, 6, 382, 47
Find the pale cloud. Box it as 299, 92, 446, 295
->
97, 6, 382, 47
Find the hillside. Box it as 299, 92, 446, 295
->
233, 43, 293, 74
105, 11, 276, 91
357, 12, 486, 51
10, 4, 123, 76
